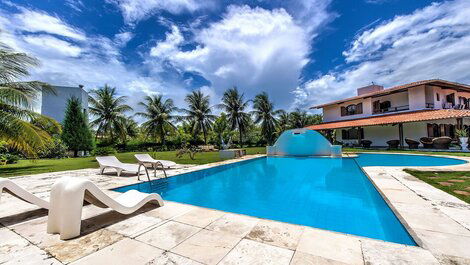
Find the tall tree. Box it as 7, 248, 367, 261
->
212, 113, 229, 148
289, 108, 311, 128
136, 95, 179, 145
0, 42, 60, 156
88, 85, 132, 142
180, 90, 216, 144
252, 92, 282, 145
277, 111, 290, 132
61, 97, 94, 156
218, 87, 251, 147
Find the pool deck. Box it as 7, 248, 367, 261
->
1, 154, 470, 265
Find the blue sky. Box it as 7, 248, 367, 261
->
1, 0, 469, 113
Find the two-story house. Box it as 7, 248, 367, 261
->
307, 79, 470, 147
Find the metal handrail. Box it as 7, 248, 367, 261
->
137, 161, 168, 182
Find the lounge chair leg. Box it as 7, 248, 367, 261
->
117, 169, 122, 177
100, 166, 105, 175
47, 178, 85, 240
137, 164, 142, 180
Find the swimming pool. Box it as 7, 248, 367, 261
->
114, 153, 466, 245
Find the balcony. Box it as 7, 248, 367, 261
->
373, 105, 409, 114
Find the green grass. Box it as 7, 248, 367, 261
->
343, 147, 470, 157
0, 147, 266, 178
404, 170, 470, 203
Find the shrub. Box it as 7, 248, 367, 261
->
93, 146, 117, 156
0, 153, 19, 164
38, 136, 69, 159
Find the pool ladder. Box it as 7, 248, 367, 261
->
138, 161, 168, 183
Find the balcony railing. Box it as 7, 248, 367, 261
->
373, 105, 409, 114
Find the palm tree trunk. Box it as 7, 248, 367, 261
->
238, 121, 243, 148
202, 123, 207, 144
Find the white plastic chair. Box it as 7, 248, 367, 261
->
96, 156, 144, 177
47, 177, 163, 240
0, 179, 49, 209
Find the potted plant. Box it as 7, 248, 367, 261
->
456, 128, 469, 151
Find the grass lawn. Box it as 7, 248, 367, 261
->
0, 147, 266, 178
404, 170, 470, 203
343, 147, 470, 157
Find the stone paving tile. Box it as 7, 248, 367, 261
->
0, 227, 61, 265
379, 188, 429, 205
360, 238, 439, 265
173, 207, 225, 228
144, 201, 196, 221
414, 228, 470, 260
71, 238, 163, 265
10, 217, 63, 249
391, 202, 470, 236
106, 212, 164, 237
438, 205, 470, 231
206, 213, 259, 238
246, 219, 304, 250
136, 220, 201, 250
146, 252, 204, 265
44, 229, 123, 264
296, 228, 363, 265
219, 239, 294, 265
171, 229, 241, 265
290, 251, 349, 265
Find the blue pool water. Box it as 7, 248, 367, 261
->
114, 154, 466, 245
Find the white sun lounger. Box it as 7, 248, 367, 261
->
134, 154, 177, 179
96, 156, 144, 177
47, 177, 164, 240
0, 179, 49, 209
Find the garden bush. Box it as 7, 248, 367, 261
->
37, 136, 69, 159
0, 153, 19, 164
92, 146, 117, 156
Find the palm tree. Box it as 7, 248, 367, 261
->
136, 95, 179, 145
251, 92, 282, 145
0, 42, 60, 156
218, 87, 251, 147
88, 85, 133, 142
289, 108, 310, 128
277, 111, 290, 132
180, 90, 216, 144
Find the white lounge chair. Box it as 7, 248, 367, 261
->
96, 156, 144, 177
47, 177, 163, 240
134, 154, 177, 179
0, 179, 49, 209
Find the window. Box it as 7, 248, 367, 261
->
446, 93, 455, 104
340, 103, 363, 116
436, 93, 440, 101
341, 128, 364, 140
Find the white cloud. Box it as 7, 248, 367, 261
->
13, 9, 86, 40
23, 35, 82, 57
150, 25, 184, 58
107, 0, 216, 24
114, 31, 134, 46
295, 0, 470, 110
149, 5, 319, 107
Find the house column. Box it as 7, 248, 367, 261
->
457, 117, 463, 130
357, 126, 362, 145
398, 123, 404, 148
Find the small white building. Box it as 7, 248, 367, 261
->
307, 80, 470, 148
32, 85, 88, 123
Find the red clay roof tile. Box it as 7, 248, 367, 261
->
306, 109, 470, 130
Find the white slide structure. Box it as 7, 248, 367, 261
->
0, 179, 49, 209
135, 154, 177, 179
96, 156, 144, 177
47, 177, 164, 240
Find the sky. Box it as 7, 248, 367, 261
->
1, 0, 469, 114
